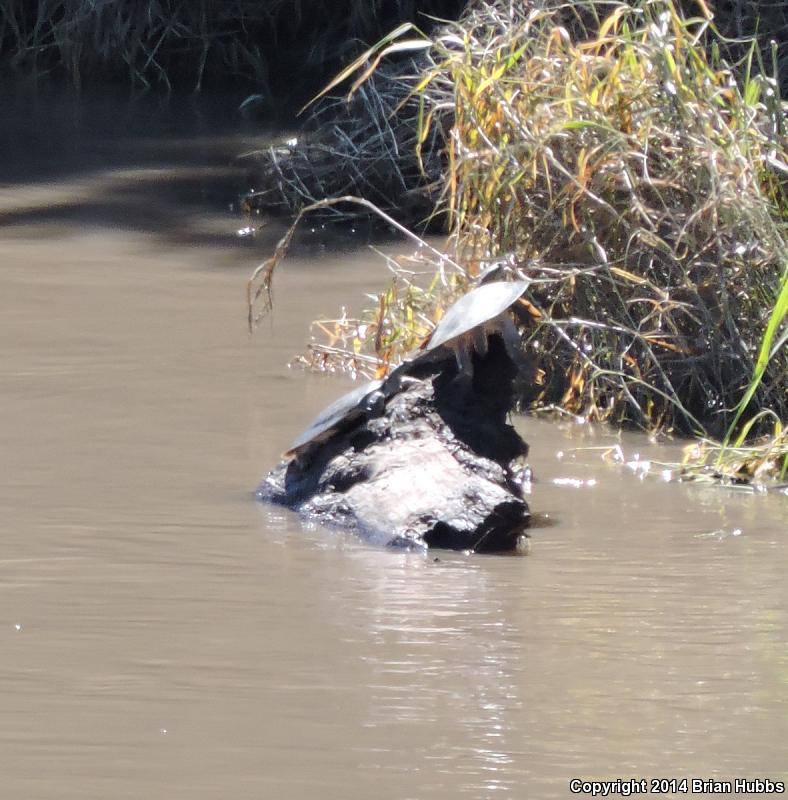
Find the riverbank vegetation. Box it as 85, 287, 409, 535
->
249, 0, 787, 485
241, 47, 446, 222
0, 0, 463, 98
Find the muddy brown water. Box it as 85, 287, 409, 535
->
1, 94, 787, 800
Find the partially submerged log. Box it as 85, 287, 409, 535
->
258, 337, 531, 553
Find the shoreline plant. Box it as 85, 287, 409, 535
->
421, 0, 786, 436
249, 0, 787, 485
242, 44, 446, 224
0, 0, 464, 95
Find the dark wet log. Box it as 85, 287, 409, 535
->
258, 336, 531, 553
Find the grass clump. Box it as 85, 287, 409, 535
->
413, 0, 787, 448
242, 45, 447, 225
0, 0, 464, 94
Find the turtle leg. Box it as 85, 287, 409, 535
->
499, 313, 528, 372
473, 323, 489, 358
452, 336, 475, 384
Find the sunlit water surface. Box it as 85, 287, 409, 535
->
1, 93, 786, 799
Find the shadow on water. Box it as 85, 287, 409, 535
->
1, 168, 245, 245
0, 85, 269, 180
0, 86, 282, 253
0, 86, 403, 255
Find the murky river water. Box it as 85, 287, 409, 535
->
1, 93, 787, 799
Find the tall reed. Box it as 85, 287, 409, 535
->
0, 0, 464, 93
412, 0, 787, 442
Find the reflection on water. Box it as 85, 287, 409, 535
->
1, 94, 787, 799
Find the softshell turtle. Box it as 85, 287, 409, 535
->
284, 378, 384, 460
284, 280, 529, 461
416, 279, 530, 378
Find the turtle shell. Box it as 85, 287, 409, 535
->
424, 280, 529, 353
286, 379, 383, 457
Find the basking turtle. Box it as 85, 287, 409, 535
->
284, 280, 529, 462
284, 378, 384, 461
413, 279, 530, 379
